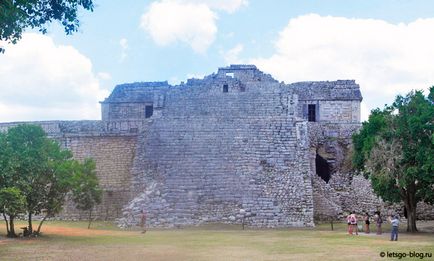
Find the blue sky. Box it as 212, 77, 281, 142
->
1, 0, 434, 122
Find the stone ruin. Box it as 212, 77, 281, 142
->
1, 65, 432, 227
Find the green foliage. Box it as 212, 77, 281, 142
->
353, 88, 434, 201
0, 124, 101, 235
2, 125, 75, 218
0, 0, 94, 52
0, 187, 26, 217
352, 108, 390, 173
71, 159, 102, 211
0, 187, 26, 237
352, 87, 434, 232
71, 158, 102, 229
393, 87, 434, 203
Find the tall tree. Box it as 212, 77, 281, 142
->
352, 87, 434, 232
71, 158, 102, 229
3, 124, 48, 234
0, 0, 94, 52
34, 149, 78, 235
0, 187, 26, 237
0, 124, 93, 236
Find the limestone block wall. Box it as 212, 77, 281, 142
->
297, 100, 361, 123
293, 80, 362, 123
307, 122, 434, 221
60, 135, 137, 220
0, 121, 139, 220
101, 82, 169, 121
318, 100, 360, 123
118, 78, 315, 228
108, 103, 151, 120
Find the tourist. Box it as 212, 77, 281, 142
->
140, 209, 147, 234
375, 211, 383, 235
364, 212, 370, 233
389, 215, 399, 241
350, 211, 358, 235
346, 213, 352, 235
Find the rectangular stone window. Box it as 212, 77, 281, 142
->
308, 104, 316, 122
223, 84, 228, 93
145, 105, 153, 118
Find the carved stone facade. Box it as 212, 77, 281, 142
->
1, 65, 431, 227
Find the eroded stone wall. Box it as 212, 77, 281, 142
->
308, 122, 434, 221
118, 76, 315, 228
60, 135, 137, 220
0, 121, 139, 220
308, 122, 385, 220
1, 65, 432, 227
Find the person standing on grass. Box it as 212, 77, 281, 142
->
350, 211, 358, 235
375, 211, 383, 235
364, 212, 370, 233
346, 213, 353, 235
389, 215, 399, 241
140, 209, 147, 234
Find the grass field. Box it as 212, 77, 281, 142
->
0, 221, 433, 261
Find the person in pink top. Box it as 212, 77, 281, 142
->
346, 213, 353, 235
350, 211, 358, 235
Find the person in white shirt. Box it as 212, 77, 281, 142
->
389, 215, 399, 241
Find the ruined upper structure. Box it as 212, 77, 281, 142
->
5, 65, 404, 228
97, 65, 364, 227
101, 65, 361, 124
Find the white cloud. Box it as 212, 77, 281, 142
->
140, 1, 217, 53
97, 72, 112, 81
0, 33, 108, 122
119, 38, 128, 61
140, 0, 247, 53
120, 38, 128, 49
186, 0, 248, 13
221, 43, 244, 64
119, 38, 128, 62
251, 14, 434, 121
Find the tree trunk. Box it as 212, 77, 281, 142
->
8, 216, 16, 238
36, 213, 50, 235
2, 212, 10, 235
28, 212, 33, 234
404, 187, 418, 232
88, 209, 92, 229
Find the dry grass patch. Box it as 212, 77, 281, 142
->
0, 221, 433, 261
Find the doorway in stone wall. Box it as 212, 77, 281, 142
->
315, 153, 331, 183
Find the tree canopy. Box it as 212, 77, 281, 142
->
0, 0, 94, 52
71, 158, 102, 229
0, 187, 26, 237
0, 124, 101, 237
352, 87, 434, 232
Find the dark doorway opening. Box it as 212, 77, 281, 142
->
316, 153, 331, 183
145, 105, 153, 118
308, 104, 316, 122
223, 84, 228, 93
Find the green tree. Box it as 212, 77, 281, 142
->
34, 151, 78, 235
71, 158, 102, 229
0, 187, 26, 237
0, 124, 84, 235
3, 124, 67, 234
0, 0, 94, 52
353, 87, 434, 232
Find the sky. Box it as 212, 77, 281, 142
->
1, 0, 434, 122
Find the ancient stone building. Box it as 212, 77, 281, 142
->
1, 65, 430, 227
